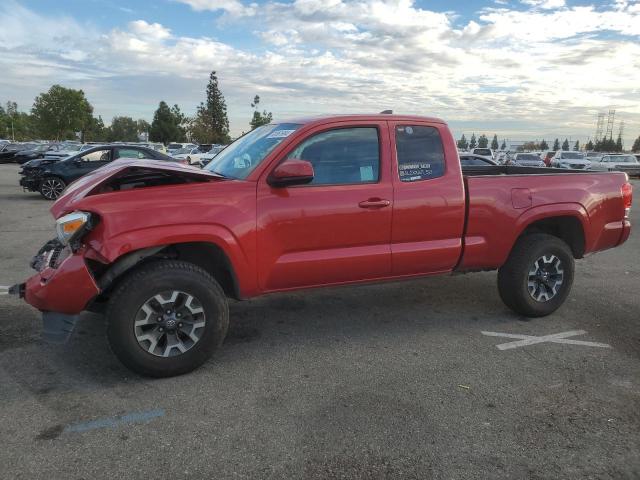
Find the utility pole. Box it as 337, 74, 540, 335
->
11, 119, 14, 141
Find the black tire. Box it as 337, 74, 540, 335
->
39, 176, 66, 200
497, 233, 574, 317
106, 260, 229, 377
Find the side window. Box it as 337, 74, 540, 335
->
116, 148, 149, 159
286, 127, 380, 185
395, 125, 445, 182
79, 149, 111, 162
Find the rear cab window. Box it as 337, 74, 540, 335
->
394, 125, 445, 182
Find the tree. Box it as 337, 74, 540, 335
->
573, 140, 580, 151
190, 71, 230, 144
107, 116, 139, 142
84, 115, 106, 142
478, 134, 489, 148
249, 95, 273, 130
615, 134, 623, 152
137, 119, 150, 136
585, 140, 594, 151
149, 101, 186, 144
490, 134, 499, 150
31, 85, 93, 140
500, 140, 506, 150
0, 101, 36, 140
561, 139, 570, 151
457, 134, 468, 150
540, 139, 548, 150
552, 138, 559, 150
469, 133, 477, 149
632, 135, 640, 153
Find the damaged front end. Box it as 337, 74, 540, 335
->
13, 159, 225, 344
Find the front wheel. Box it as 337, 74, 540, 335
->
106, 260, 229, 377
498, 233, 574, 317
39, 176, 66, 200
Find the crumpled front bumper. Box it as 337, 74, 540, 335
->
19, 175, 40, 191
13, 241, 100, 342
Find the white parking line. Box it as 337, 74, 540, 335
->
481, 329, 611, 350
0, 285, 11, 295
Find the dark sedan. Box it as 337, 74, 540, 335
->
19, 144, 178, 200
13, 144, 53, 164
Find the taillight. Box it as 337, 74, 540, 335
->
622, 182, 632, 219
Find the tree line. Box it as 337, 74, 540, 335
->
457, 133, 636, 152
0, 70, 273, 145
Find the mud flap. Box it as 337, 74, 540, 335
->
42, 312, 79, 344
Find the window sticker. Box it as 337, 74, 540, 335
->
398, 162, 433, 180
360, 165, 374, 181
266, 129, 296, 139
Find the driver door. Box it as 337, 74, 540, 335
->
256, 122, 393, 291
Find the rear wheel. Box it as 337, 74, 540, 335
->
39, 176, 66, 200
498, 233, 574, 317
106, 260, 229, 377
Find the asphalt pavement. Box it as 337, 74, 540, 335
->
0, 163, 638, 479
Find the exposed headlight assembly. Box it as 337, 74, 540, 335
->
55, 211, 92, 248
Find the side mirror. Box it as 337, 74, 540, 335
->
268, 159, 314, 187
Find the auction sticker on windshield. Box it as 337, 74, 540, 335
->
266, 129, 296, 139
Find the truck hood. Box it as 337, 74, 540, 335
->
51, 158, 223, 218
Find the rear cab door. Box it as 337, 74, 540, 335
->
256, 120, 393, 291
388, 120, 466, 275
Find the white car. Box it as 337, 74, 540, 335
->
472, 148, 494, 160
590, 154, 640, 176
172, 147, 205, 165
512, 153, 546, 168
550, 151, 590, 170
167, 143, 196, 155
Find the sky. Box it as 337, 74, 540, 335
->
1, 0, 639, 143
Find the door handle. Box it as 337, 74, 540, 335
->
359, 198, 391, 209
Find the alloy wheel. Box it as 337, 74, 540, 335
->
40, 179, 65, 200
527, 255, 564, 302
134, 290, 206, 357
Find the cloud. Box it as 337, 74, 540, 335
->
176, 0, 256, 16
0, 0, 639, 140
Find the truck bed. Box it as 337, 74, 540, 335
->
458, 169, 630, 271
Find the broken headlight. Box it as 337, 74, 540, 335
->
55, 211, 92, 247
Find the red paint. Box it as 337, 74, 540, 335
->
20, 114, 632, 315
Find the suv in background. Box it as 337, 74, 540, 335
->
472, 148, 494, 160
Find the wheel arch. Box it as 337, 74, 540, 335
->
514, 209, 587, 259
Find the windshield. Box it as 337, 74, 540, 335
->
173, 148, 191, 154
205, 123, 302, 179
168, 144, 182, 150
517, 154, 539, 160
611, 155, 637, 163
561, 152, 584, 160
474, 149, 491, 156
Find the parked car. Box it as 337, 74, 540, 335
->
512, 153, 546, 168
540, 150, 556, 166
198, 145, 226, 166
459, 153, 499, 166
550, 151, 590, 169
585, 152, 602, 163
13, 144, 53, 164
43, 143, 88, 160
19, 145, 176, 200
167, 143, 197, 155
472, 148, 494, 160
172, 146, 206, 165
9, 114, 633, 377
0, 142, 29, 163
590, 154, 640, 177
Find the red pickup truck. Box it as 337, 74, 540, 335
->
11, 114, 633, 377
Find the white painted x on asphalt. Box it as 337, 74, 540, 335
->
481, 329, 611, 350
